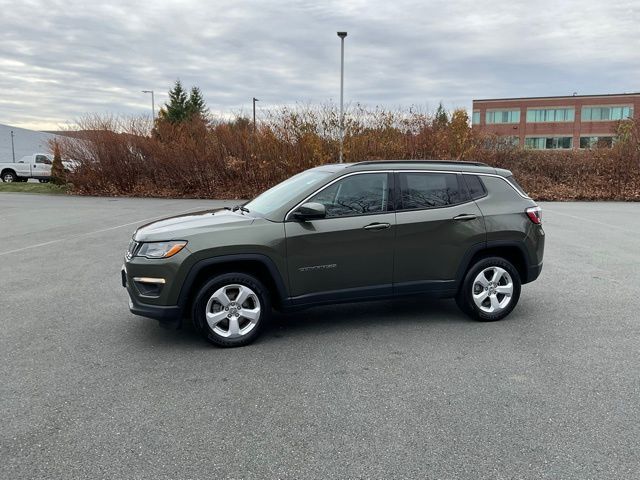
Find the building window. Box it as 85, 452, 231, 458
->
485, 109, 520, 124
472, 111, 480, 125
526, 108, 575, 123
579, 136, 614, 149
581, 106, 633, 121
525, 137, 573, 149
498, 136, 520, 147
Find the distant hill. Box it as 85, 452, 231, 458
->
0, 124, 63, 162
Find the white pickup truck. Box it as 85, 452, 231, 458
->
1, 153, 58, 183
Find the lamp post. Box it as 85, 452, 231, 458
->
142, 90, 155, 121
337, 31, 347, 163
252, 97, 259, 133
10, 130, 15, 162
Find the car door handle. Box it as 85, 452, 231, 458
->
453, 214, 477, 221
364, 222, 391, 230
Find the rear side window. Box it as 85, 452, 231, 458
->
398, 172, 468, 210
463, 175, 487, 200
506, 175, 528, 197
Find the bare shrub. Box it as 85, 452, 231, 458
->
55, 107, 640, 201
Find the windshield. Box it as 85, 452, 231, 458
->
245, 169, 332, 216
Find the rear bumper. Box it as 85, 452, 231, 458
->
524, 262, 543, 284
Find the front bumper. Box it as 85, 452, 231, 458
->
122, 265, 182, 326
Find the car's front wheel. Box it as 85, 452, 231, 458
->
192, 273, 271, 347
456, 256, 521, 321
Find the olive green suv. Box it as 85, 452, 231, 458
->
122, 160, 544, 347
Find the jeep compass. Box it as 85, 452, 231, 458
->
122, 160, 545, 347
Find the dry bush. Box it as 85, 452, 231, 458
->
56, 108, 640, 201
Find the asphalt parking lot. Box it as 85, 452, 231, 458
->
1, 193, 639, 479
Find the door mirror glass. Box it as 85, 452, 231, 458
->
293, 202, 326, 221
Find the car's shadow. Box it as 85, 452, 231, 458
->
129, 296, 472, 349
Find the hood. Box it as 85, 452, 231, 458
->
134, 208, 255, 242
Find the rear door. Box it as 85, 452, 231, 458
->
393, 171, 485, 295
285, 172, 395, 302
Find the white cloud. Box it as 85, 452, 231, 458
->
0, 0, 638, 129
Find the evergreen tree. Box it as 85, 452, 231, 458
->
161, 80, 190, 123
50, 142, 66, 185
434, 102, 449, 130
187, 86, 209, 119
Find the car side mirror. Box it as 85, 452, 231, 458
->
293, 202, 326, 221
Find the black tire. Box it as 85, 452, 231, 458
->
192, 272, 271, 347
455, 256, 521, 322
2, 171, 17, 183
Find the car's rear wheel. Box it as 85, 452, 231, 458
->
192, 272, 271, 347
456, 256, 521, 321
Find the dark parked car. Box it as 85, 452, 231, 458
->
122, 160, 544, 347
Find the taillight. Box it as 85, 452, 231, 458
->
526, 206, 542, 224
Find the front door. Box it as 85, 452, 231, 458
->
393, 171, 486, 295
285, 172, 395, 303
33, 155, 52, 179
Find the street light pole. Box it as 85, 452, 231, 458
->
252, 97, 259, 133
10, 130, 15, 162
142, 90, 155, 121
337, 31, 347, 163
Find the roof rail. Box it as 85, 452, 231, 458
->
348, 160, 489, 167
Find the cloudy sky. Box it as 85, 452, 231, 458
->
1, 0, 639, 130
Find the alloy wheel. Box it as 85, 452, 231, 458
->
472, 266, 514, 314
205, 284, 261, 338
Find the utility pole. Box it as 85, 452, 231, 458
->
142, 90, 155, 121
337, 31, 347, 163
10, 130, 15, 162
252, 97, 259, 133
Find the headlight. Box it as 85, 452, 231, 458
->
136, 241, 187, 259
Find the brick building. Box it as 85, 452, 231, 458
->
472, 93, 640, 149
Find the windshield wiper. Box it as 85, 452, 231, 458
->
232, 205, 250, 214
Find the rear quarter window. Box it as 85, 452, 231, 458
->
505, 175, 528, 197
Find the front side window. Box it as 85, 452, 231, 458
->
485, 109, 520, 124
309, 173, 390, 218
35, 155, 51, 164
399, 172, 467, 210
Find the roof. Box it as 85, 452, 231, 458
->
345, 159, 498, 174
0, 124, 62, 162
473, 92, 640, 103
